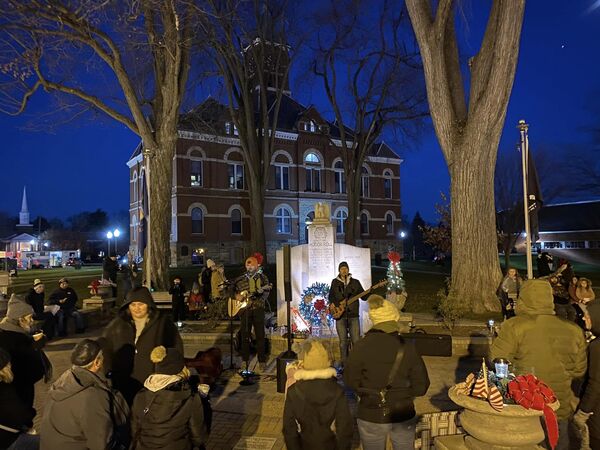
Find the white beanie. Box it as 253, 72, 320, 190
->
368, 294, 400, 325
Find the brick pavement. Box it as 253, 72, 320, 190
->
34, 328, 481, 450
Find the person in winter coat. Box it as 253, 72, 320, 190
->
199, 259, 215, 303
282, 340, 353, 450
102, 286, 183, 405
211, 264, 226, 301
48, 278, 85, 336
499, 267, 522, 319
40, 339, 130, 450
169, 276, 186, 326
573, 301, 600, 450
569, 277, 595, 331
328, 262, 368, 365
489, 279, 587, 450
344, 295, 430, 450
0, 295, 47, 408
102, 253, 119, 298
537, 251, 553, 277
0, 348, 39, 450
131, 346, 206, 450
25, 279, 57, 339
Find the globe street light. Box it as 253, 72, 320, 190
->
106, 231, 113, 256
113, 229, 121, 255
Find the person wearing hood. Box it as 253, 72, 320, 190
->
282, 340, 353, 450
0, 294, 46, 408
102, 286, 183, 404
573, 301, 600, 450
344, 295, 430, 449
328, 261, 368, 366
130, 346, 206, 450
489, 279, 587, 450
0, 347, 39, 450
569, 277, 595, 331
40, 339, 129, 450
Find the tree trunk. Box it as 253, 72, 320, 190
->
247, 174, 267, 261
503, 251, 511, 271
449, 138, 502, 313
148, 127, 177, 290
345, 172, 361, 245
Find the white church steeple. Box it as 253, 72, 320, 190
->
19, 186, 30, 226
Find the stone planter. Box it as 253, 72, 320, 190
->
448, 383, 559, 450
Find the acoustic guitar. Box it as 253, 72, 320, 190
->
227, 283, 273, 317
328, 279, 388, 319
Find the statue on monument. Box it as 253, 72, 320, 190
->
313, 202, 331, 224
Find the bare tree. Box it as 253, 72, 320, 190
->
406, 0, 526, 313
0, 0, 198, 288
198, 0, 299, 259
311, 0, 426, 244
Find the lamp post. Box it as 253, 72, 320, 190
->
106, 231, 113, 256
113, 229, 121, 256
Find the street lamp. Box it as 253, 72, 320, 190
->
106, 231, 113, 256
113, 229, 121, 255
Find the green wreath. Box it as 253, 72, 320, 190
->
299, 282, 334, 328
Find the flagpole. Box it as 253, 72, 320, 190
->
518, 120, 533, 279
144, 147, 153, 290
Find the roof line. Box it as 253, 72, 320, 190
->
544, 199, 600, 207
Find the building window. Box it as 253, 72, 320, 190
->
190, 160, 203, 187
336, 210, 348, 234
275, 165, 289, 190
276, 208, 291, 234
360, 213, 369, 234
180, 245, 189, 257
334, 161, 345, 193
231, 208, 242, 234
305, 152, 321, 192
225, 122, 239, 135
228, 163, 244, 190
543, 241, 563, 249
191, 208, 204, 234
384, 177, 392, 199
386, 213, 394, 234
361, 167, 370, 197
132, 172, 138, 203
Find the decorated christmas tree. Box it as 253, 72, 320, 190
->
386, 250, 407, 310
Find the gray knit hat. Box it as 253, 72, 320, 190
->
6, 294, 34, 321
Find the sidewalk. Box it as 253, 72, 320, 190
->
36, 327, 481, 450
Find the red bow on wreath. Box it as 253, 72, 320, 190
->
387, 251, 401, 263
314, 299, 326, 312
508, 374, 558, 449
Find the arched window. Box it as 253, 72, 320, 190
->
305, 152, 321, 192
334, 160, 345, 193
335, 209, 348, 234
276, 207, 292, 234
132, 171, 138, 203
131, 215, 138, 242
190, 160, 203, 187
191, 208, 204, 234
360, 213, 369, 234
228, 163, 244, 189
386, 213, 394, 234
384, 172, 392, 199
361, 166, 370, 197
275, 164, 290, 190
231, 208, 242, 234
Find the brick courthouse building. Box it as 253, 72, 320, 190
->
127, 63, 404, 266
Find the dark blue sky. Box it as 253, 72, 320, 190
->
1, 1, 599, 224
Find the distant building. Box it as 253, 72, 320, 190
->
515, 199, 600, 265
127, 43, 403, 266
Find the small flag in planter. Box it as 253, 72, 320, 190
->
470, 359, 504, 412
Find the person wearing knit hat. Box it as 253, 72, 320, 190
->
130, 346, 206, 449
103, 286, 183, 405
40, 338, 130, 450
229, 252, 271, 372
283, 340, 353, 450
328, 261, 368, 368
48, 277, 85, 336
490, 279, 587, 449
0, 347, 39, 450
344, 295, 430, 449
0, 294, 47, 409
25, 278, 58, 339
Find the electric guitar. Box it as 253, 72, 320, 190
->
227, 283, 273, 317
328, 279, 388, 319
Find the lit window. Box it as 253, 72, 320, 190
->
228, 163, 244, 190
305, 153, 321, 192
361, 167, 370, 197
276, 208, 291, 234
386, 214, 393, 234
191, 208, 204, 234
336, 210, 348, 234
334, 161, 345, 193
231, 209, 242, 234
225, 122, 232, 135
190, 160, 203, 187
275, 165, 289, 190
360, 213, 369, 234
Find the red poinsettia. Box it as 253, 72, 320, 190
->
387, 251, 401, 263
252, 252, 264, 265
314, 299, 326, 312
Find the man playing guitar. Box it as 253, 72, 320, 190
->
328, 262, 368, 369
230, 253, 270, 372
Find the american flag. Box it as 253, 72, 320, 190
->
471, 360, 504, 412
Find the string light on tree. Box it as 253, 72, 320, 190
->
386, 250, 407, 310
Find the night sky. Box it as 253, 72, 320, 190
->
1, 1, 599, 225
